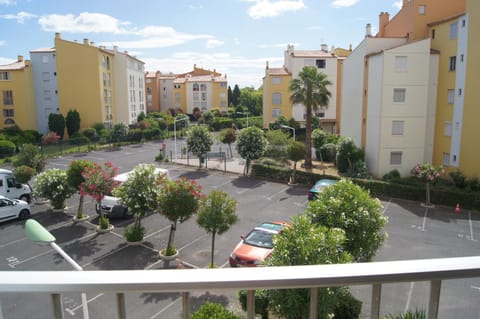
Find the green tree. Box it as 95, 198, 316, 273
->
199, 110, 215, 126
239, 86, 263, 116
232, 84, 241, 106
157, 178, 202, 256
66, 160, 98, 219
286, 141, 306, 184
191, 302, 240, 319
197, 190, 238, 267
228, 86, 233, 107
186, 125, 214, 168
411, 163, 444, 206
218, 128, 236, 158
265, 214, 352, 319
306, 179, 387, 262
65, 109, 80, 138
13, 144, 46, 174
137, 112, 146, 122
81, 127, 97, 143
336, 136, 363, 173
236, 126, 268, 175
289, 66, 332, 169
114, 164, 167, 242
312, 128, 328, 171
48, 113, 66, 139
110, 122, 128, 143
34, 169, 75, 209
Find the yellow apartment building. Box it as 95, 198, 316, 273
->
0, 56, 36, 130
145, 71, 161, 113
262, 62, 291, 128
54, 33, 115, 129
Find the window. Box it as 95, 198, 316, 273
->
448, 89, 455, 104
272, 108, 281, 118
444, 122, 452, 136
460, 54, 464, 62
146, 87, 152, 94
316, 59, 326, 68
393, 88, 406, 103
462, 19, 466, 28
449, 56, 456, 71
201, 93, 207, 101
418, 5, 426, 14
390, 152, 402, 165
443, 153, 450, 166
450, 22, 458, 39
272, 77, 281, 85
392, 120, 404, 135
4, 118, 15, 125
272, 93, 282, 105
175, 93, 181, 107
3, 109, 14, 117
42, 72, 50, 81
200, 84, 207, 91
304, 59, 315, 67
193, 84, 199, 92
0, 72, 11, 81
44, 90, 51, 100
394, 56, 408, 72
431, 29, 435, 39
458, 88, 462, 96
3, 91, 13, 105
146, 78, 152, 84
220, 82, 227, 88
42, 55, 48, 63
193, 93, 199, 101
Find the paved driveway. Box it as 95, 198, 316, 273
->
0, 142, 479, 318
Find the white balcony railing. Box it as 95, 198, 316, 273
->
1, 256, 480, 319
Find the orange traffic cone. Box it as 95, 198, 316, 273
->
455, 203, 462, 213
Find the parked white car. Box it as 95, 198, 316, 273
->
0, 195, 31, 223
97, 166, 170, 219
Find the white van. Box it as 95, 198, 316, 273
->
97, 166, 169, 219
0, 169, 32, 203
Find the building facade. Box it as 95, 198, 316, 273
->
0, 56, 36, 131
263, 44, 350, 133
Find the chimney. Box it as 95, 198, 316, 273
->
113, 45, 118, 52
266, 61, 269, 69
365, 23, 372, 37
83, 38, 89, 46
55, 32, 61, 39
17, 55, 24, 62
349, 44, 353, 51
378, 12, 390, 37
321, 44, 328, 52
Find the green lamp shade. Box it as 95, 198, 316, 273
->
25, 219, 56, 244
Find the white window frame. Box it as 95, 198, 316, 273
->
0, 72, 11, 81
447, 89, 455, 104
392, 120, 404, 135
390, 152, 402, 165
443, 152, 450, 166
444, 121, 452, 136
42, 55, 48, 63
450, 22, 458, 39
393, 88, 406, 103
418, 5, 426, 15
272, 77, 281, 85
394, 56, 408, 72
42, 72, 50, 81
272, 93, 282, 105
272, 108, 281, 118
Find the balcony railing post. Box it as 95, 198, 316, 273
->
371, 283, 382, 319
0, 298, 4, 319
309, 287, 318, 318
116, 293, 126, 319
51, 293, 64, 319
427, 280, 441, 319
182, 292, 190, 319
247, 290, 255, 319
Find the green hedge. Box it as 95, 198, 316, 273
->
0, 140, 16, 158
252, 163, 480, 211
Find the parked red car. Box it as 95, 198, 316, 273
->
229, 221, 289, 267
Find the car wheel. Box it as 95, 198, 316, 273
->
19, 209, 30, 220
122, 207, 129, 219
20, 194, 30, 203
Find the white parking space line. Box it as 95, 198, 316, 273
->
65, 292, 104, 316
236, 181, 264, 194
421, 207, 428, 232
404, 282, 414, 313
149, 298, 181, 319
265, 187, 290, 200
468, 211, 477, 241
213, 180, 232, 189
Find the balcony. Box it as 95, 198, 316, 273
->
1, 255, 480, 319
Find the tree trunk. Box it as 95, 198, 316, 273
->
210, 231, 216, 267
305, 106, 313, 169
426, 182, 431, 205
166, 221, 177, 253
291, 161, 297, 184
228, 143, 232, 158
97, 199, 104, 219
76, 194, 85, 218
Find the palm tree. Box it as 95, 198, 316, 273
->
289, 66, 332, 169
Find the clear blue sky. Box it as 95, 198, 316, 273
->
0, 0, 401, 88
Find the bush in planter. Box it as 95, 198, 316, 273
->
124, 225, 145, 242
191, 302, 240, 319
13, 165, 35, 184
238, 290, 269, 319
33, 169, 75, 209
99, 216, 109, 229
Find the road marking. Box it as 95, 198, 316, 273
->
65, 292, 104, 316
6, 256, 20, 268
421, 207, 428, 232
149, 298, 181, 319
236, 181, 264, 194
468, 211, 477, 241
212, 180, 232, 189
404, 282, 414, 313
265, 187, 289, 200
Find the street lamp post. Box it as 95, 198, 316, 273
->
174, 116, 189, 161
236, 112, 250, 128
280, 125, 296, 141
25, 219, 90, 319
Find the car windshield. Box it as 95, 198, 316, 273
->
244, 229, 275, 249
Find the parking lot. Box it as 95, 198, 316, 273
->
0, 142, 480, 318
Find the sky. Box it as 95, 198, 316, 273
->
0, 0, 402, 89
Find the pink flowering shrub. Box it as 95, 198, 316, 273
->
411, 163, 444, 183
41, 131, 60, 145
